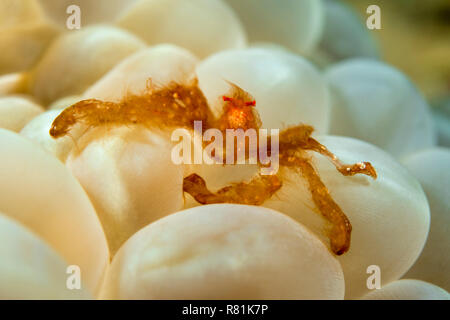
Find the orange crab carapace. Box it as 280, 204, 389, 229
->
50, 78, 377, 255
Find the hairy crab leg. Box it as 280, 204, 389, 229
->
292, 157, 353, 255
302, 137, 377, 179
278, 125, 377, 179
276, 125, 376, 254
183, 173, 282, 206
50, 80, 214, 139
49, 99, 116, 138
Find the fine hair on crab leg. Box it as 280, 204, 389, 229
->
278, 125, 377, 179
304, 136, 377, 179
183, 173, 282, 206
50, 79, 214, 139
49, 99, 116, 138
290, 157, 353, 255
276, 125, 376, 254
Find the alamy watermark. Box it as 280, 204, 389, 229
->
66, 5, 81, 30
366, 5, 382, 30
65, 4, 381, 31
66, 265, 82, 290
366, 264, 381, 290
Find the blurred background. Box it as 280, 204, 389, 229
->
332, 0, 450, 147
345, 0, 450, 102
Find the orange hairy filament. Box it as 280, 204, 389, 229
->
50, 81, 214, 138
50, 78, 377, 255
183, 173, 282, 206
278, 125, 377, 179
289, 158, 353, 255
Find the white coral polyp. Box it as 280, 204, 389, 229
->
316, 0, 379, 63
117, 0, 247, 59
0, 0, 59, 74
196, 48, 330, 133
66, 127, 184, 256
84, 44, 199, 102
361, 279, 449, 300
100, 204, 345, 300
28, 25, 146, 104
0, 213, 91, 299
325, 59, 436, 158
0, 129, 109, 296
20, 109, 82, 162
0, 95, 43, 132
402, 148, 450, 291
225, 0, 324, 55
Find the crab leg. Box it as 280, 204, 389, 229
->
292, 157, 353, 255
183, 173, 282, 206
278, 125, 377, 179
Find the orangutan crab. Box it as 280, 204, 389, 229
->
50, 78, 377, 255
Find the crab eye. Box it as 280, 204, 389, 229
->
222, 96, 233, 102
245, 100, 256, 107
